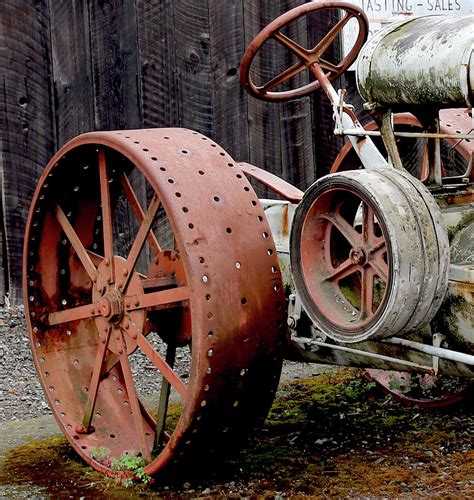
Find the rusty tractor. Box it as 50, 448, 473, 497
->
23, 1, 473, 480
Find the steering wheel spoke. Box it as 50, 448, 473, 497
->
261, 60, 306, 92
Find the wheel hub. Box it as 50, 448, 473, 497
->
98, 290, 123, 324
349, 247, 366, 265
92, 256, 146, 355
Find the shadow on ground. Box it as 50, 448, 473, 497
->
0, 369, 473, 497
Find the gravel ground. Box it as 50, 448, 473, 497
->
0, 305, 320, 423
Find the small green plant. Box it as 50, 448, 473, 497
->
89, 446, 112, 468
111, 451, 151, 487
344, 377, 376, 401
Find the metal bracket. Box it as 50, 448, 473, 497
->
432, 333, 445, 376
287, 293, 302, 331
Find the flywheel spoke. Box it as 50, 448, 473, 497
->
98, 150, 115, 282
121, 193, 161, 292
54, 205, 100, 285
126, 287, 190, 312
120, 171, 162, 255
48, 303, 98, 326
118, 349, 151, 461
79, 327, 112, 432
129, 323, 188, 400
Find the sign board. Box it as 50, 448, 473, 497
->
340, 0, 474, 63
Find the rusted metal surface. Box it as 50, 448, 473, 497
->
240, 1, 368, 102
23, 128, 286, 477
238, 162, 303, 202
331, 110, 473, 179
290, 169, 449, 343
356, 16, 474, 108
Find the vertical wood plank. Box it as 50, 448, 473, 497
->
308, 8, 344, 177
49, 0, 95, 146
279, 0, 315, 191
0, 0, 55, 303
208, 0, 249, 161
137, 0, 180, 128
173, 0, 213, 137
243, 0, 314, 195
0, 168, 6, 304
89, 0, 141, 130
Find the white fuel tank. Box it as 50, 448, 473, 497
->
356, 15, 474, 108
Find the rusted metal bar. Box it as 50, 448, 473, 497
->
337, 129, 474, 141
292, 337, 434, 374
384, 337, 474, 367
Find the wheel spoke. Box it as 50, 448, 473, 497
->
321, 212, 362, 247
48, 303, 98, 326
121, 193, 161, 292
130, 323, 188, 400
120, 172, 161, 256
98, 150, 115, 282
125, 286, 189, 312
261, 61, 306, 92
324, 258, 359, 282
370, 250, 389, 282
154, 342, 176, 449
119, 349, 151, 461
54, 205, 100, 285
311, 12, 354, 58
362, 202, 376, 245
79, 327, 112, 432
272, 31, 310, 62
360, 267, 375, 320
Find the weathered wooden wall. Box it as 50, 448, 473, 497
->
0, 0, 353, 303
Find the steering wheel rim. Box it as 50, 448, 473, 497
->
240, 1, 369, 102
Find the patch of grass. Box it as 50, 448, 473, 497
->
111, 451, 151, 487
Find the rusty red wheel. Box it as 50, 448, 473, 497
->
362, 370, 473, 408
290, 169, 448, 343
23, 129, 286, 478
240, 1, 368, 102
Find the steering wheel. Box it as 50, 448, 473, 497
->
240, 1, 369, 102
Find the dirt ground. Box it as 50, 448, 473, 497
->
0, 367, 472, 498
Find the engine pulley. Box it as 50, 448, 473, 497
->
290, 169, 449, 343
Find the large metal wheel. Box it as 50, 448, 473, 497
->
23, 129, 286, 478
290, 169, 449, 343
